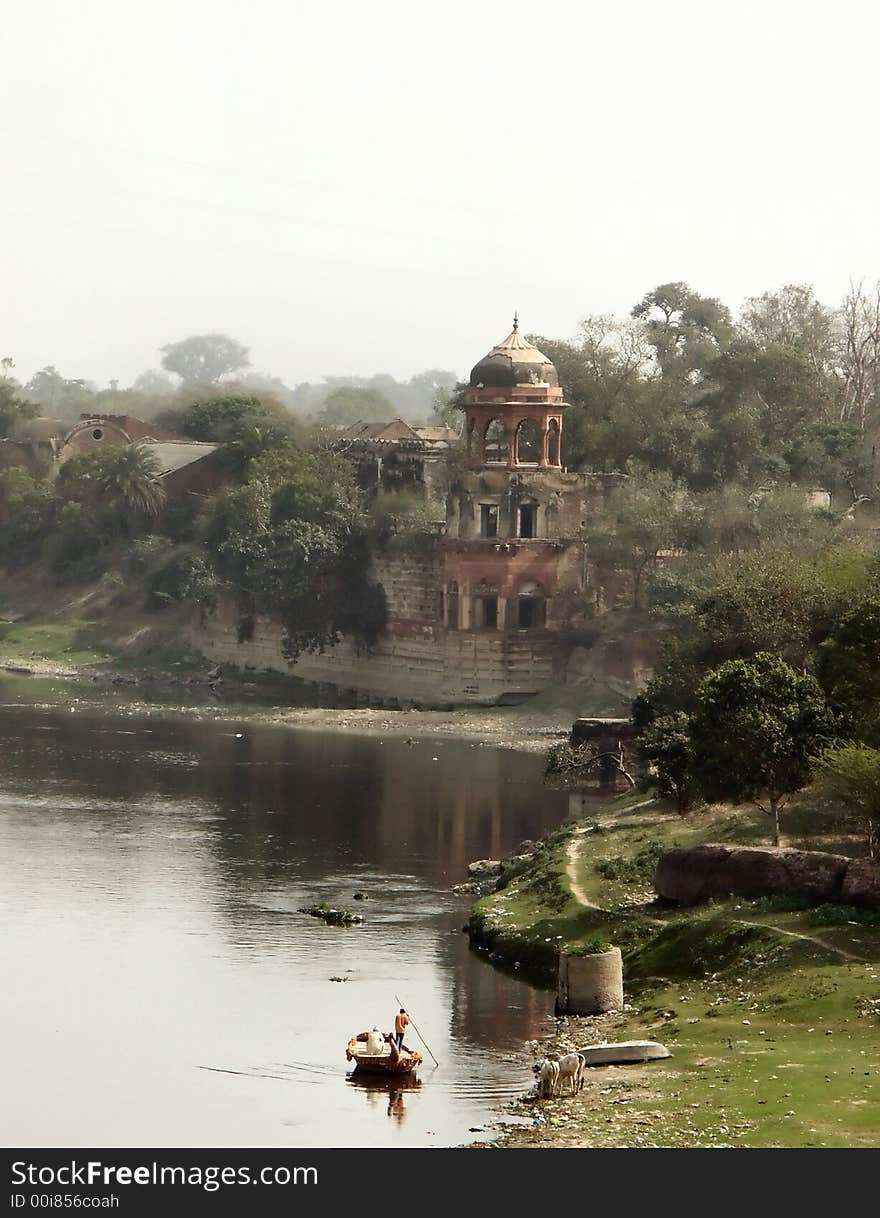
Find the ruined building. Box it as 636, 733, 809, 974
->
198, 319, 648, 707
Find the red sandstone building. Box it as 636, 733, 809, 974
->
199, 320, 634, 706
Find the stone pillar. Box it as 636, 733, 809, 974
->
539, 419, 550, 468
506, 422, 517, 469
556, 948, 623, 1015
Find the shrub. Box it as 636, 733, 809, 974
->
595, 840, 664, 883
569, 933, 613, 956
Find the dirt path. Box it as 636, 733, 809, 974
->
566, 829, 599, 907
732, 919, 867, 963
564, 799, 658, 909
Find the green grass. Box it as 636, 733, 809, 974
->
0, 619, 111, 667
477, 791, 880, 1147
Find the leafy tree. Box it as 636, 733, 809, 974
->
815, 600, 880, 742
317, 385, 395, 425
160, 334, 250, 385
813, 743, 880, 859
639, 712, 701, 815
0, 467, 57, 565
631, 281, 732, 381
632, 639, 706, 729
690, 652, 836, 845
202, 446, 383, 657
131, 369, 176, 397
583, 469, 699, 608
696, 549, 828, 665
158, 393, 287, 441
23, 366, 95, 417
0, 381, 38, 436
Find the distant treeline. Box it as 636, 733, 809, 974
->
0, 331, 459, 429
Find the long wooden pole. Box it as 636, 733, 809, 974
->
395, 993, 439, 1067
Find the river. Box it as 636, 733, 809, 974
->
0, 680, 573, 1148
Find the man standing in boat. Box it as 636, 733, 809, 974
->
394, 1008, 410, 1050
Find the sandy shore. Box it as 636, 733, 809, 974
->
251, 704, 573, 754
1, 661, 575, 754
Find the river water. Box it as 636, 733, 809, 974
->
0, 682, 573, 1148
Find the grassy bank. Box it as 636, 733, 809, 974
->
470, 794, 880, 1148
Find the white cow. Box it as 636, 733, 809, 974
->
537, 1058, 560, 1099
556, 1051, 585, 1096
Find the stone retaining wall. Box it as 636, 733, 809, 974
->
655, 844, 880, 909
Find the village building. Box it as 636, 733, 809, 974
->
327, 417, 457, 510
57, 413, 226, 499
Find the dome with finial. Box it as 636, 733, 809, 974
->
469, 315, 558, 389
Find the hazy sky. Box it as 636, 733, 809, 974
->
2, 0, 879, 389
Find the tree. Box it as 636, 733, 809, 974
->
813, 743, 880, 859
639, 712, 701, 815
60, 445, 166, 536
838, 280, 880, 431
690, 652, 836, 845
23, 366, 95, 417
0, 381, 37, 437
160, 334, 250, 385
131, 369, 176, 397
156, 392, 296, 476
815, 600, 880, 742
582, 469, 698, 608
631, 281, 732, 381
696, 548, 829, 666
0, 467, 57, 565
201, 445, 383, 657
317, 385, 394, 425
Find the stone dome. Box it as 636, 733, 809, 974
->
469, 317, 558, 389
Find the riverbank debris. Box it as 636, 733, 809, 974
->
299, 902, 365, 926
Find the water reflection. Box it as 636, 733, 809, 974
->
347, 1074, 423, 1127
0, 685, 569, 1147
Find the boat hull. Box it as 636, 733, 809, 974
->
346, 1037, 422, 1075
577, 1040, 671, 1066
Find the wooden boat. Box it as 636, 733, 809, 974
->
346, 1032, 422, 1075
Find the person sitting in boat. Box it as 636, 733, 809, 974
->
383, 1032, 401, 1064
365, 1027, 385, 1055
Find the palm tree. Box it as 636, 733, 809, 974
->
91, 443, 166, 532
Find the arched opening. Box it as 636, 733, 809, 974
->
515, 417, 542, 464
447, 579, 459, 629
472, 580, 498, 629
483, 418, 509, 464
548, 419, 561, 466
513, 579, 546, 629
466, 417, 475, 462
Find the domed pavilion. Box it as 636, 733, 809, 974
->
464, 316, 567, 470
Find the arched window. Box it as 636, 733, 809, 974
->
514, 579, 546, 629
483, 418, 509, 464
515, 418, 542, 464
466, 417, 475, 461
548, 419, 561, 466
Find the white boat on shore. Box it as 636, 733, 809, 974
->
577, 1040, 671, 1066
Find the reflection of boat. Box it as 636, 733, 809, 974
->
346, 1071, 423, 1093
346, 1033, 422, 1075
